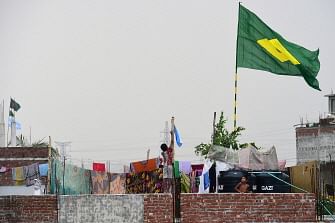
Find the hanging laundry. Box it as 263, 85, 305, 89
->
191, 164, 204, 173
125, 168, 163, 194
50, 159, 92, 195
12, 166, 25, 185
123, 165, 130, 173
179, 161, 191, 175
24, 163, 40, 186
91, 171, 110, 194
126, 171, 146, 194
0, 166, 7, 173
180, 172, 191, 193
189, 164, 204, 193
174, 161, 180, 178
146, 168, 163, 193
198, 160, 213, 194
39, 163, 48, 177
110, 173, 126, 194
130, 158, 159, 173
93, 162, 106, 172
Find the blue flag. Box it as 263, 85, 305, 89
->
8, 117, 21, 130
174, 126, 183, 147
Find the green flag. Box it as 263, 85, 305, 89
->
10, 98, 21, 112
9, 110, 15, 117
236, 4, 321, 91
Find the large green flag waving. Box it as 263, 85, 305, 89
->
236, 4, 321, 91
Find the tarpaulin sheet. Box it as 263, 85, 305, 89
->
208, 145, 279, 170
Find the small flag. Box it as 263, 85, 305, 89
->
236, 4, 320, 90
10, 98, 21, 112
8, 117, 21, 130
93, 162, 106, 172
174, 126, 183, 147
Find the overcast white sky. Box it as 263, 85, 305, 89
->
1, 0, 334, 171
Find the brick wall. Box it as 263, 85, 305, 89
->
0, 147, 49, 158
181, 193, 316, 223
0, 195, 57, 223
144, 194, 173, 223
0, 147, 49, 186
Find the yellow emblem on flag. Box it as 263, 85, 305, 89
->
257, 38, 300, 65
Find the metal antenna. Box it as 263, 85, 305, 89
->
54, 141, 72, 162
160, 121, 169, 145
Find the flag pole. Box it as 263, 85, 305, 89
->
233, 2, 241, 130
233, 72, 238, 130
7, 98, 11, 146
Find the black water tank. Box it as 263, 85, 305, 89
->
255, 172, 291, 193
218, 170, 256, 193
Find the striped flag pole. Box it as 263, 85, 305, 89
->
233, 72, 238, 130
233, 3, 241, 130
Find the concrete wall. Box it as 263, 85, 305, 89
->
59, 195, 144, 223
0, 185, 46, 195
296, 133, 335, 164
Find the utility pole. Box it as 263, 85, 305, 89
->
330, 154, 334, 197
54, 141, 72, 162
160, 121, 169, 145
159, 121, 169, 158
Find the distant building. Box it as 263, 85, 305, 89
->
295, 93, 335, 194
296, 93, 335, 164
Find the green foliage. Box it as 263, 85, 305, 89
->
194, 112, 246, 158
11, 134, 49, 148
32, 138, 49, 148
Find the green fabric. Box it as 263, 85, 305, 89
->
10, 98, 21, 112
50, 159, 91, 195
237, 4, 320, 91
174, 160, 180, 178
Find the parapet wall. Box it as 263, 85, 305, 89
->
0, 193, 315, 223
